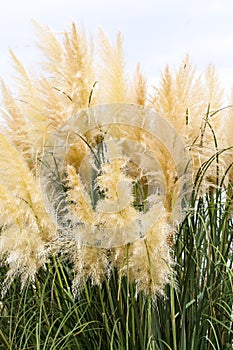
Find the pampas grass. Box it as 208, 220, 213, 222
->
0, 22, 232, 349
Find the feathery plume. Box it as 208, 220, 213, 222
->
0, 133, 56, 291
114, 210, 173, 296
35, 21, 95, 113
97, 29, 129, 103
131, 63, 147, 106
0, 79, 25, 134
151, 55, 226, 190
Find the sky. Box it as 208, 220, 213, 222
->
0, 0, 233, 94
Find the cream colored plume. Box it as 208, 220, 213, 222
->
151, 55, 228, 190
97, 29, 129, 103
0, 133, 56, 292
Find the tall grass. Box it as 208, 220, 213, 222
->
0, 23, 232, 350
0, 159, 232, 349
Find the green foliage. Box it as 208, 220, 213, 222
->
154, 187, 233, 350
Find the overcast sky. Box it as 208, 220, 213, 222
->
0, 0, 233, 93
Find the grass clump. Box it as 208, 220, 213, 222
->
0, 22, 232, 350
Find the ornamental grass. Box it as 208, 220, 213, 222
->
0, 22, 232, 349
